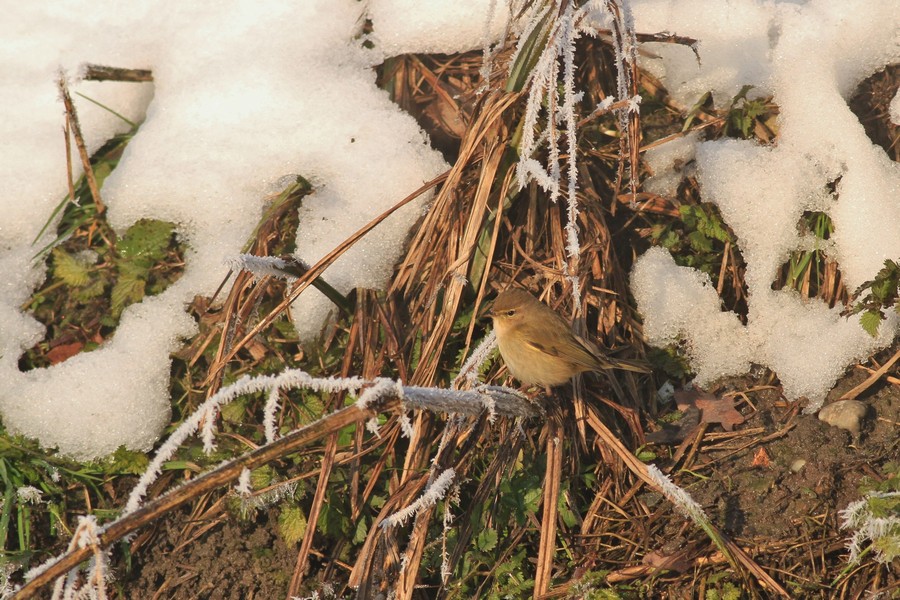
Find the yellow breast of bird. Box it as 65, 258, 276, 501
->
497, 330, 590, 387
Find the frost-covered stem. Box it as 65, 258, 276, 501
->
645, 464, 707, 523
453, 330, 497, 388
51, 516, 106, 600
602, 0, 639, 197
355, 377, 405, 410
399, 410, 415, 438
380, 468, 457, 529
124, 369, 365, 516
403, 385, 535, 417
440, 483, 461, 582
560, 6, 581, 259
644, 464, 736, 564
235, 468, 253, 496
264, 386, 281, 443
478, 0, 501, 90
224, 253, 297, 281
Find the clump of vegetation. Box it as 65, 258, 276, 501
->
5, 9, 900, 600
849, 258, 900, 336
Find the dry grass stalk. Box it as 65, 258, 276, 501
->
57, 72, 106, 216
534, 418, 564, 596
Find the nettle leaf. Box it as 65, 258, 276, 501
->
74, 278, 106, 302
687, 230, 713, 253
117, 219, 175, 269
52, 248, 90, 287
107, 446, 150, 475
279, 504, 307, 546
867, 493, 900, 519
475, 527, 498, 552
250, 465, 274, 490
220, 398, 247, 424
353, 517, 368, 544
110, 272, 145, 316
860, 310, 882, 337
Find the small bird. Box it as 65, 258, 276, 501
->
488, 288, 647, 388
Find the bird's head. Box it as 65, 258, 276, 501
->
488, 288, 536, 333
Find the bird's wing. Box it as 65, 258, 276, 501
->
524, 337, 599, 371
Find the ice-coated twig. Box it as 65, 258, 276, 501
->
355, 377, 405, 410
475, 385, 498, 423
124, 369, 365, 516
225, 253, 296, 281
380, 468, 457, 529
399, 411, 415, 438
365, 417, 382, 438
403, 385, 536, 418
237, 481, 299, 519
264, 386, 282, 443
48, 516, 106, 600
645, 463, 708, 523
235, 468, 253, 496
440, 483, 462, 582
477, 0, 501, 92
453, 330, 497, 388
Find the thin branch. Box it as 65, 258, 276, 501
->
57, 71, 107, 216
81, 64, 153, 82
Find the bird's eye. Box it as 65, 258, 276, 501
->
505, 310, 516, 317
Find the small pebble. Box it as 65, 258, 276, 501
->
790, 459, 806, 473
818, 400, 869, 436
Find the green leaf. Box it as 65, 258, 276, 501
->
475, 527, 498, 552
250, 465, 274, 490
558, 494, 579, 528
353, 517, 369, 544
74, 278, 106, 302
52, 248, 91, 287
317, 500, 350, 538
505, 8, 554, 93
687, 230, 713, 253
117, 219, 175, 268
110, 273, 145, 316
219, 398, 247, 424
106, 446, 149, 475
867, 494, 900, 519
860, 310, 882, 337
279, 505, 308, 545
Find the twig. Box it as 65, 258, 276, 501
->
534, 419, 563, 597
57, 72, 106, 216
838, 347, 900, 401
82, 64, 153, 82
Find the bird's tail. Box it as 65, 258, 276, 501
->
604, 356, 650, 374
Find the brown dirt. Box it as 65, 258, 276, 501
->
115, 508, 300, 600
682, 370, 899, 544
